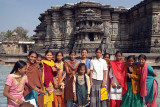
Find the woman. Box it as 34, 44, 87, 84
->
53, 51, 65, 107
90, 48, 108, 107
121, 55, 143, 107
78, 49, 90, 75
138, 54, 158, 107
64, 50, 80, 107
24, 51, 45, 107
109, 51, 126, 107
42, 50, 58, 107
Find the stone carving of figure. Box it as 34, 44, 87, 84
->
152, 13, 160, 34
52, 22, 61, 37
66, 20, 73, 35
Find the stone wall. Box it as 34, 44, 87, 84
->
33, 0, 160, 54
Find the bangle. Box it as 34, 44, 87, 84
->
15, 99, 18, 103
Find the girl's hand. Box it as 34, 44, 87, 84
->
127, 73, 130, 77
87, 95, 90, 102
16, 99, 24, 105
74, 95, 77, 102
52, 67, 57, 72
39, 90, 46, 95
90, 81, 93, 88
54, 84, 59, 89
111, 81, 116, 88
117, 84, 121, 89
101, 82, 105, 88
128, 66, 133, 73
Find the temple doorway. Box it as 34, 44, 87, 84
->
89, 33, 94, 41
23, 45, 27, 53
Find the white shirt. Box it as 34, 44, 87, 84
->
90, 57, 108, 80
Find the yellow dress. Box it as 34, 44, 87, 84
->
42, 60, 55, 107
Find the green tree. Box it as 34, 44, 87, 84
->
13, 27, 29, 39
5, 30, 12, 38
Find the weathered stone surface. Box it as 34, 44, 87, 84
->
33, 0, 160, 54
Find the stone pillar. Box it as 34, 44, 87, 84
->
92, 22, 95, 27
86, 21, 89, 27
45, 15, 52, 48
94, 34, 98, 40
85, 33, 89, 40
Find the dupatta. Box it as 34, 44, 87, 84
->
138, 63, 148, 97
110, 60, 127, 95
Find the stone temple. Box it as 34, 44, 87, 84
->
33, 0, 160, 54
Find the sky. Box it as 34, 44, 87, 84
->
0, 0, 143, 36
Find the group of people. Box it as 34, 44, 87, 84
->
3, 48, 158, 107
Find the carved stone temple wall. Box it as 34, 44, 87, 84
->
33, 0, 160, 54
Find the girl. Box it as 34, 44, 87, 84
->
90, 48, 108, 107
109, 51, 126, 107
138, 54, 158, 107
73, 63, 90, 107
36, 54, 43, 64
121, 55, 143, 107
103, 53, 110, 67
24, 51, 45, 107
36, 54, 43, 74
53, 51, 65, 107
42, 50, 58, 107
103, 53, 111, 107
64, 50, 80, 107
4, 60, 28, 107
103, 53, 111, 87
78, 49, 90, 75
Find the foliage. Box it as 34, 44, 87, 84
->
12, 27, 29, 39
0, 27, 30, 40
5, 30, 12, 38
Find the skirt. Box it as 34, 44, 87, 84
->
121, 82, 143, 107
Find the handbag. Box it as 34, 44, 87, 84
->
100, 87, 108, 101
25, 90, 38, 107
19, 102, 34, 107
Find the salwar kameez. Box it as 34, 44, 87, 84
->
143, 65, 158, 107
42, 59, 58, 107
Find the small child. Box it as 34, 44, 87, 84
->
3, 60, 28, 107
36, 54, 42, 64
73, 63, 90, 107
36, 54, 43, 73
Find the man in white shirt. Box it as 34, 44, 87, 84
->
90, 48, 108, 107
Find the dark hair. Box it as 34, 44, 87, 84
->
138, 54, 147, 60
103, 53, 110, 58
115, 51, 122, 56
37, 54, 42, 58
28, 51, 37, 57
69, 50, 76, 55
77, 63, 87, 74
55, 51, 64, 62
45, 50, 53, 55
95, 48, 102, 53
10, 60, 27, 74
81, 48, 88, 53
127, 55, 136, 61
